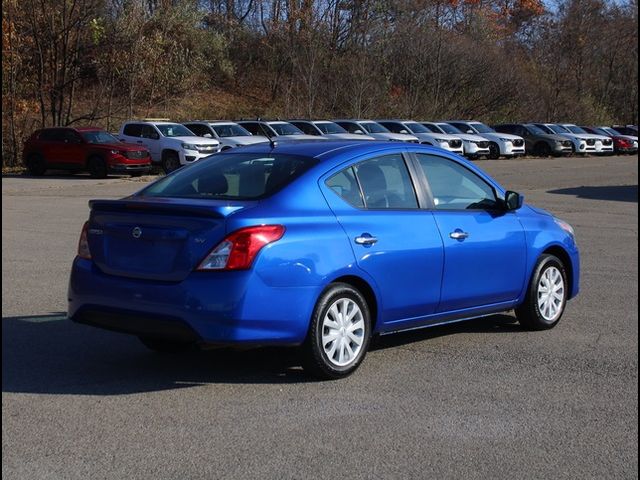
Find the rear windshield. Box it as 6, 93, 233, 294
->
138, 153, 317, 200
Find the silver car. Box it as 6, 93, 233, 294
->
288, 120, 376, 141
333, 120, 419, 143
183, 121, 269, 150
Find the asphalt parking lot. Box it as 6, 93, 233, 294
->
2, 155, 638, 479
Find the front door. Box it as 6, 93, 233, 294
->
413, 153, 527, 312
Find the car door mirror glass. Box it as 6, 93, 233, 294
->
505, 191, 524, 210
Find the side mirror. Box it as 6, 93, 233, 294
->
466, 129, 474, 134
354, 129, 365, 134
399, 129, 409, 134
504, 191, 524, 211
203, 133, 212, 138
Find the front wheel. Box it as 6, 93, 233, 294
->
26, 154, 47, 176
87, 156, 108, 178
302, 283, 371, 380
162, 152, 181, 174
487, 142, 501, 160
515, 254, 568, 330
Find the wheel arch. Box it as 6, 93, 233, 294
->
330, 275, 379, 332
541, 245, 574, 298
161, 148, 179, 159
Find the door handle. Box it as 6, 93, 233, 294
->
449, 229, 469, 240
355, 234, 378, 246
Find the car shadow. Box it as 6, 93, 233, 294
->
1, 172, 134, 180
2, 312, 521, 395
548, 185, 638, 203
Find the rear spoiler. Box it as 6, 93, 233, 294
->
89, 199, 245, 218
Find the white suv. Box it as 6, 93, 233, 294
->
119, 120, 220, 173
183, 121, 269, 150
420, 122, 491, 159
447, 121, 526, 159
560, 124, 614, 155
377, 120, 464, 155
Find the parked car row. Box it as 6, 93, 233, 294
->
22, 118, 638, 177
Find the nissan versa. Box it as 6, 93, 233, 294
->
68, 141, 580, 379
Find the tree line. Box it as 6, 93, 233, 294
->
2, 0, 638, 166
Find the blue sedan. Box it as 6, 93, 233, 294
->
68, 141, 580, 379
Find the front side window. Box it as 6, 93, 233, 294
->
141, 125, 160, 139
268, 123, 305, 136
438, 123, 463, 134
353, 154, 418, 209
337, 122, 360, 134
549, 124, 569, 134
326, 167, 364, 208
416, 154, 498, 210
292, 122, 321, 136
470, 123, 495, 134
403, 122, 429, 134
156, 124, 194, 137
360, 122, 389, 134
525, 124, 546, 135
139, 153, 317, 200
566, 125, 587, 134
211, 124, 251, 138
315, 122, 347, 134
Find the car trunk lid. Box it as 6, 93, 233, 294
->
87, 197, 255, 281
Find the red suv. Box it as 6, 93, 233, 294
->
22, 127, 152, 178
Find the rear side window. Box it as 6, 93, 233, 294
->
326, 167, 364, 208
123, 124, 143, 137
38, 129, 65, 141
416, 154, 498, 210
139, 153, 317, 200
353, 154, 418, 209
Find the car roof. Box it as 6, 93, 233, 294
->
71, 127, 105, 131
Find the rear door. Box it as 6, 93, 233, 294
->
322, 152, 444, 328
58, 129, 86, 166
413, 152, 527, 312
140, 125, 162, 160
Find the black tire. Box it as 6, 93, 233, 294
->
138, 336, 195, 353
487, 142, 501, 160
87, 156, 108, 178
130, 171, 144, 177
302, 283, 372, 380
515, 254, 568, 331
162, 152, 181, 174
26, 154, 47, 176
534, 142, 552, 157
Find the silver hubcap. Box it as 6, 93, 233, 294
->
321, 298, 365, 367
537, 266, 565, 322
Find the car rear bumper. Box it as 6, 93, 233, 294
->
67, 258, 317, 345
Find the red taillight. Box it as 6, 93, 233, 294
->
197, 225, 285, 271
77, 221, 92, 260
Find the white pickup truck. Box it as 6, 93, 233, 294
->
118, 120, 220, 173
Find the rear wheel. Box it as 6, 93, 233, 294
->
516, 254, 568, 330
162, 152, 180, 174
130, 171, 144, 177
87, 156, 108, 178
302, 283, 371, 380
138, 336, 195, 353
26, 154, 47, 176
487, 142, 501, 160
